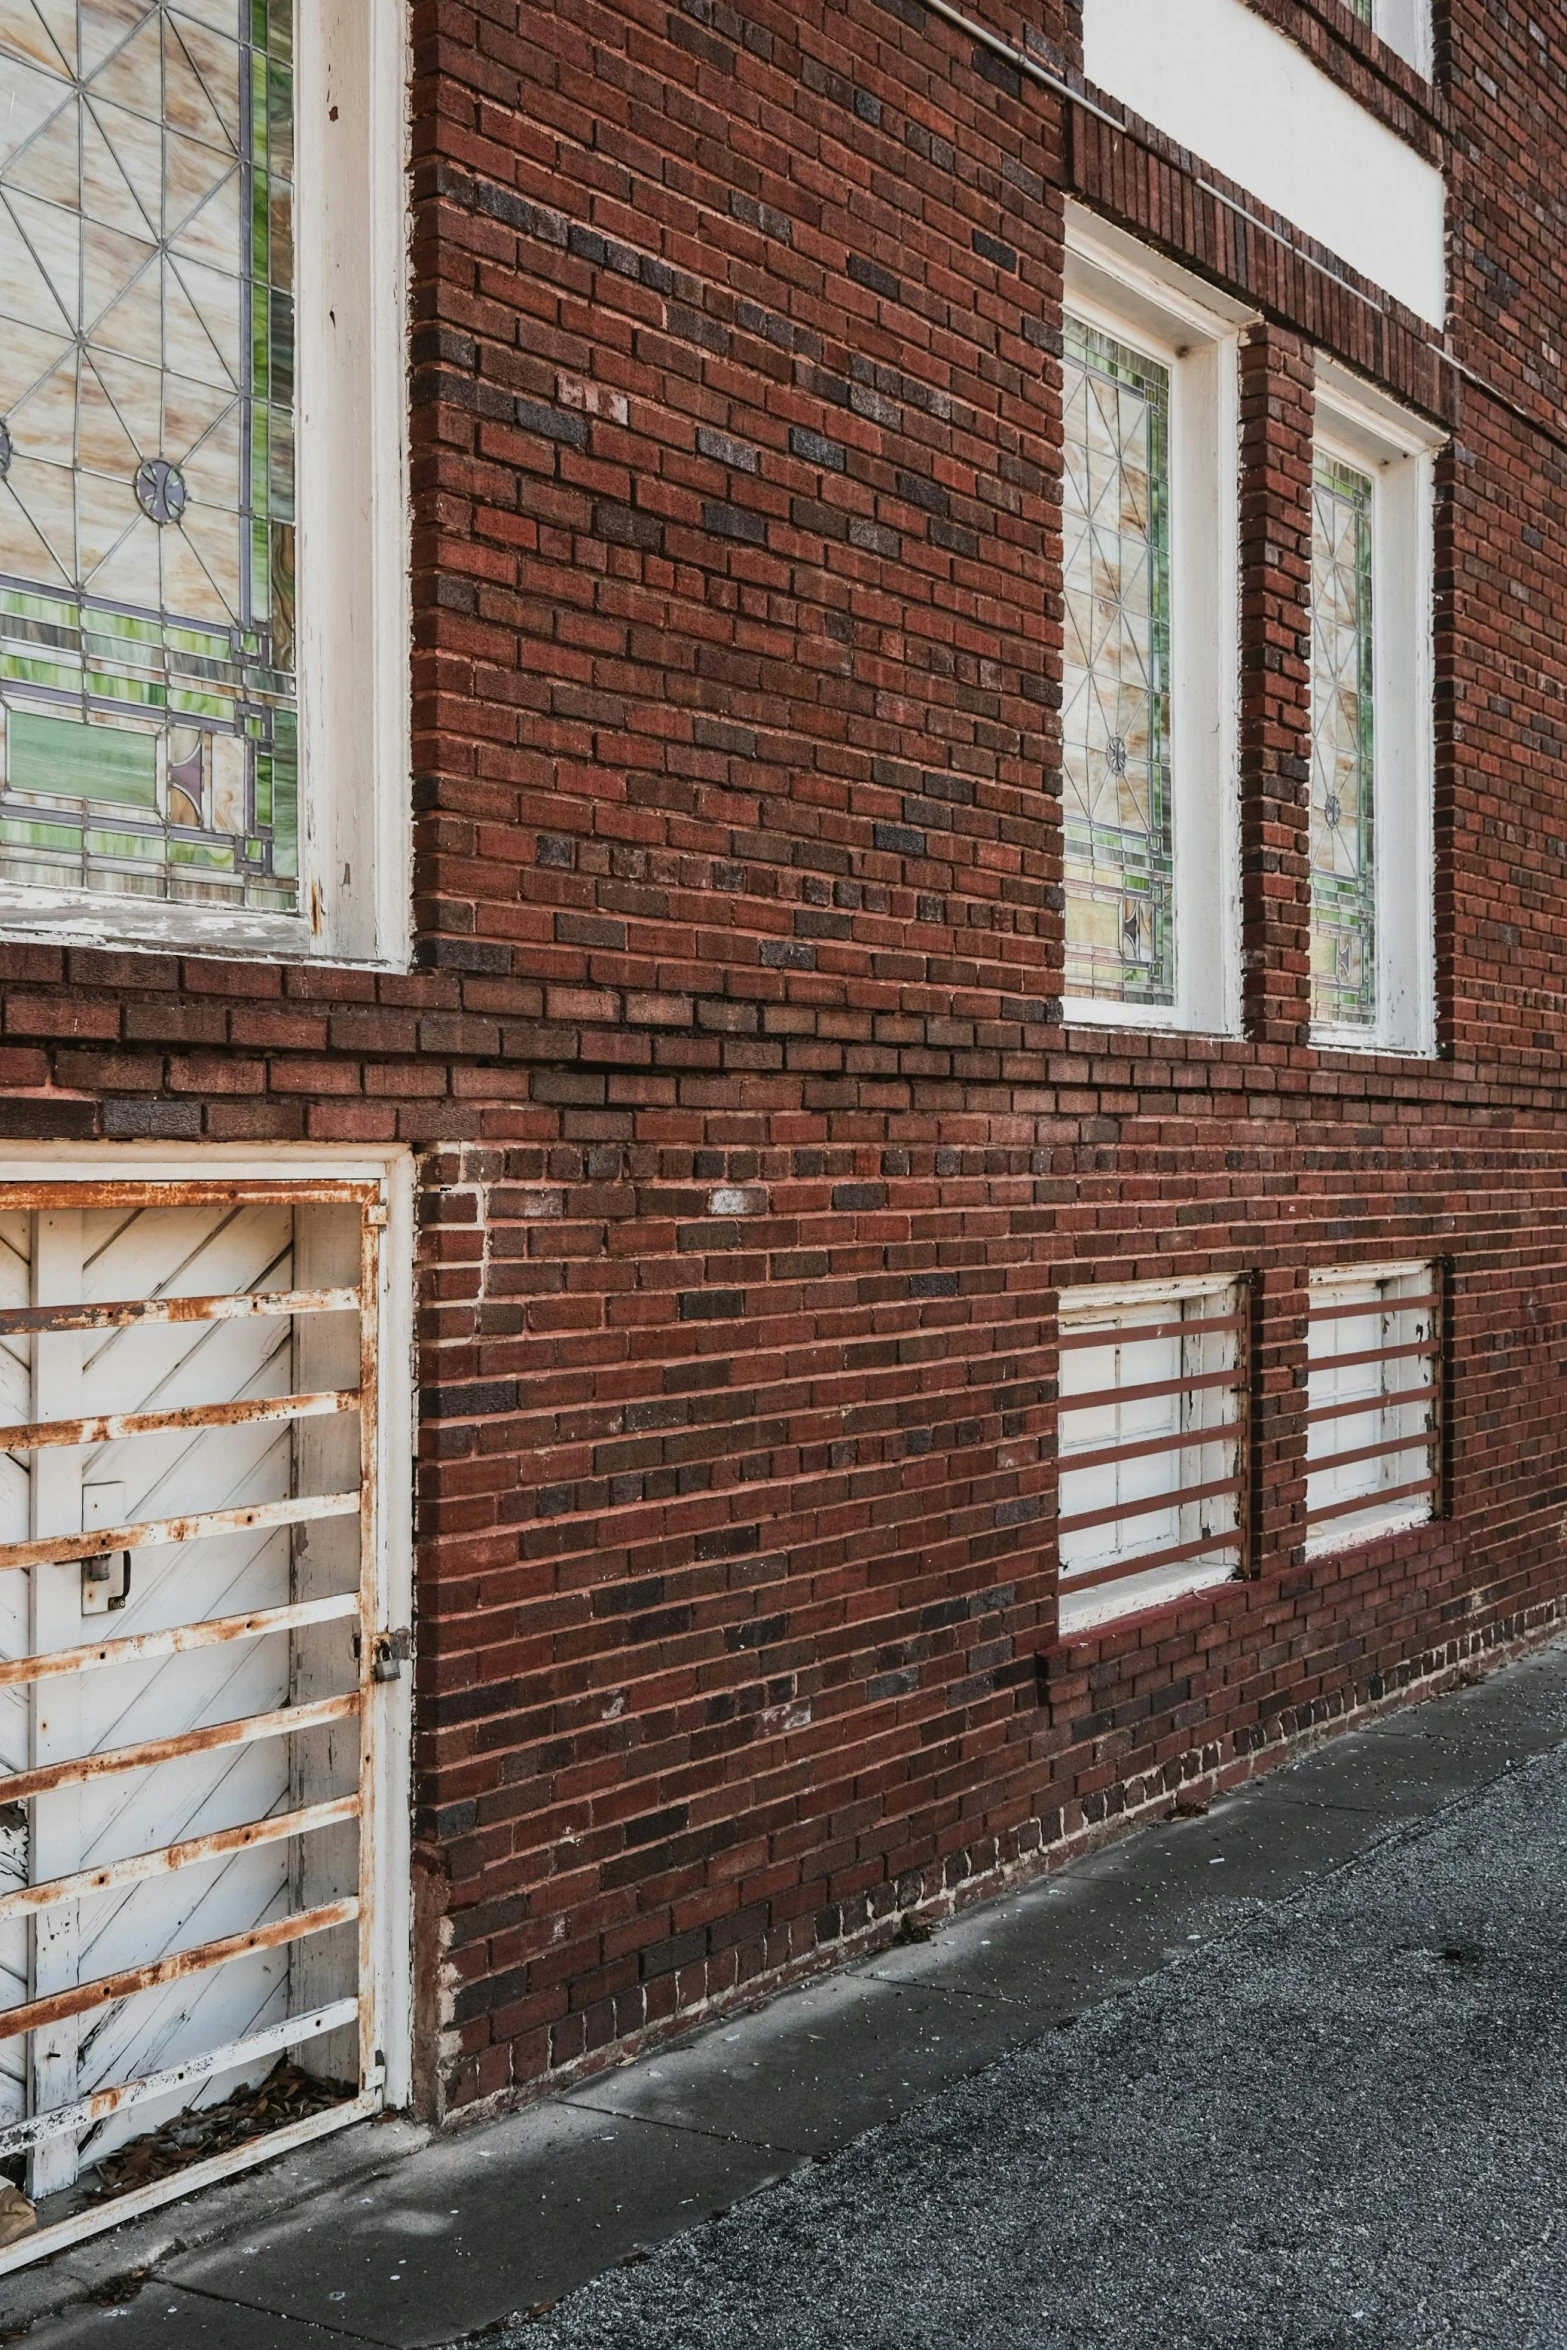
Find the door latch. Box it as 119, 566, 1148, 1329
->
371, 1627, 411, 1682
81, 1549, 132, 1614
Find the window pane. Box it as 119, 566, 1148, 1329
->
1310, 456, 1376, 1030
1305, 1268, 1438, 1546
0, 0, 296, 911
1061, 318, 1174, 1007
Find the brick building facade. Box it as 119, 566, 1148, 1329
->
3, 0, 1566, 2156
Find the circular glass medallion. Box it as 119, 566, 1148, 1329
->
134, 457, 188, 526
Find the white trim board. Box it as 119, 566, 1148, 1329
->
1082, 0, 1446, 327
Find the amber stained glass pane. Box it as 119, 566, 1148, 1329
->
0, 0, 296, 908
1061, 318, 1174, 1007
1310, 456, 1376, 1030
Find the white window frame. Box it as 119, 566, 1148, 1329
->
1062, 208, 1249, 1040
1365, 0, 1432, 78
1057, 1272, 1246, 1637
0, 0, 411, 969
1305, 1258, 1440, 1553
1311, 359, 1440, 1057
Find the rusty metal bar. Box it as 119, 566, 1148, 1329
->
0, 1488, 360, 1574
1305, 1337, 1433, 1378
0, 1286, 360, 1339
1059, 1366, 1241, 1416
0, 1997, 362, 2160
1059, 1424, 1238, 1480
0, 1690, 359, 1806
0, 1794, 361, 1923
1057, 1312, 1244, 1350
1060, 1528, 1243, 1597
1305, 1430, 1434, 1481
0, 1182, 379, 1212
1307, 1473, 1438, 1527
1057, 1473, 1244, 1540
1303, 1382, 1437, 1428
0, 1387, 360, 1455
1306, 1292, 1439, 1323
0, 1593, 360, 1690
0, 1897, 359, 2042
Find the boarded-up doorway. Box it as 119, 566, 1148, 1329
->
0, 1168, 410, 2272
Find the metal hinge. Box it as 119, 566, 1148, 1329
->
371, 1626, 411, 1682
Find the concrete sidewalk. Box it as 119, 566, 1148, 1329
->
11, 1638, 1567, 2347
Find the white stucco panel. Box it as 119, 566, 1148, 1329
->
1082, 0, 1446, 326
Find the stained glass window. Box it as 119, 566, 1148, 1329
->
1310, 456, 1376, 1030
1349, 0, 1374, 23
0, 0, 295, 910
1061, 317, 1174, 1007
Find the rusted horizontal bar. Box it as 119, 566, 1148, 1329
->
1059, 1425, 1237, 1480
1060, 1366, 1242, 1415
1306, 1292, 1439, 1323
0, 1387, 360, 1455
1057, 1312, 1244, 1351
0, 1897, 359, 2042
0, 1690, 359, 1806
1057, 1474, 1244, 1539
0, 1592, 360, 1692
1060, 1527, 1243, 1597
0, 1286, 360, 1339
1303, 1383, 1436, 1428
0, 1181, 379, 1211
1306, 1337, 1433, 1378
0, 1794, 360, 1922
0, 1997, 362, 2159
1305, 1430, 1435, 1481
0, 1488, 361, 1574
1306, 1474, 1438, 1527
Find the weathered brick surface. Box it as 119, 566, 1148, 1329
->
2, 0, 1566, 2120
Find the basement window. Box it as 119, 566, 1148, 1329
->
1305, 1263, 1440, 1549
1057, 1279, 1246, 1636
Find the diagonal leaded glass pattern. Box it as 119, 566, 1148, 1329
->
1310, 455, 1376, 1030
0, 0, 295, 909
1061, 317, 1174, 1007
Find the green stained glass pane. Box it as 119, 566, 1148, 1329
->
10, 712, 158, 807
1310, 456, 1377, 1032
272, 723, 297, 876
270, 290, 294, 410
1349, 0, 1374, 21
170, 838, 236, 869
88, 829, 167, 860
0, 0, 298, 914
1060, 317, 1174, 1007
0, 817, 81, 851
255, 752, 273, 824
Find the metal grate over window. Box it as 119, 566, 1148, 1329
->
1057, 1282, 1247, 1636
1305, 1264, 1440, 1548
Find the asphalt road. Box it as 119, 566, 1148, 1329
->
513, 1722, 1567, 2349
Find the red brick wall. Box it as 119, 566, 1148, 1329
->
6, 0, 1567, 2121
